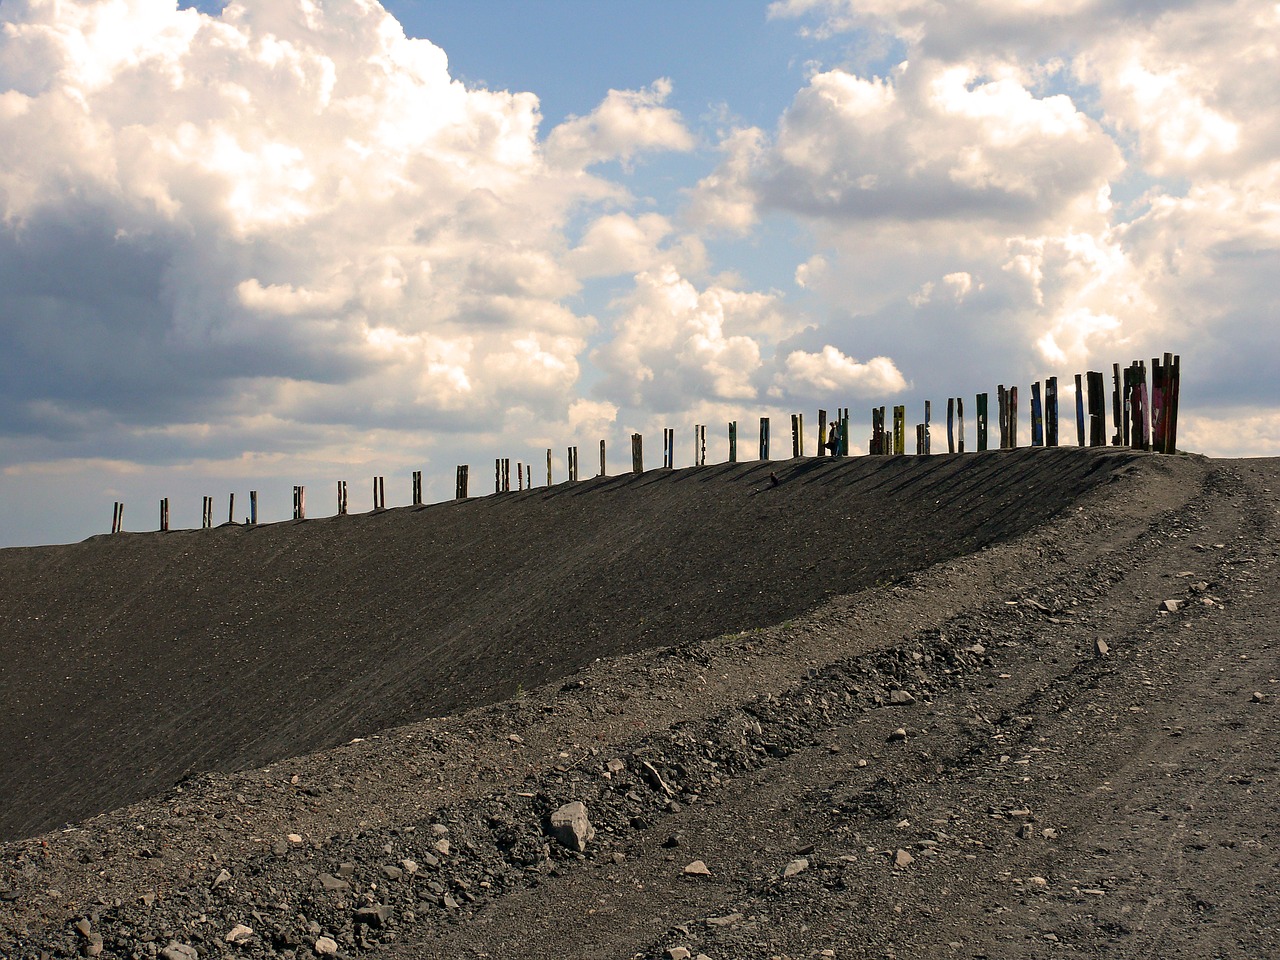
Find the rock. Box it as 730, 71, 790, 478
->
82, 934, 103, 957
212, 868, 231, 888
1017, 823, 1035, 840
337, 862, 356, 878
314, 936, 339, 956
317, 873, 350, 892
287, 833, 303, 844
225, 923, 254, 944
380, 865, 403, 881
684, 860, 712, 876
74, 919, 92, 939
1252, 691, 1266, 703
606, 758, 626, 774
888, 728, 908, 742
549, 801, 596, 852
888, 689, 916, 706
666, 949, 692, 960
782, 858, 809, 878
354, 905, 392, 929
433, 838, 451, 856
705, 913, 742, 927
160, 944, 198, 960
1094, 639, 1109, 657
1027, 876, 1049, 889
894, 849, 914, 868
642, 760, 675, 796
1161, 599, 1183, 613
662, 834, 683, 848
401, 858, 419, 875
508, 733, 524, 744
430, 823, 450, 836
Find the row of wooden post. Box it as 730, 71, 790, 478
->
112, 354, 1180, 532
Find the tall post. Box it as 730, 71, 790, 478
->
338, 480, 347, 515
293, 485, 306, 520
1074, 374, 1087, 446
1087, 371, 1106, 447
976, 393, 989, 451
728, 421, 738, 463
892, 406, 905, 455
663, 429, 674, 469
159, 498, 169, 532
249, 491, 257, 525
569, 447, 579, 481
870, 407, 885, 455
547, 448, 553, 487
759, 417, 770, 461
632, 433, 644, 473
840, 408, 850, 457
227, 493, 235, 526
1045, 377, 1059, 447
1111, 363, 1124, 446
923, 401, 932, 455
112, 501, 124, 534
412, 471, 423, 505
1167, 354, 1181, 454
1031, 382, 1044, 447
957, 397, 965, 453
1008, 386, 1018, 448
947, 399, 955, 454
791, 415, 800, 458
456, 465, 469, 499
600, 439, 607, 476
202, 496, 211, 529
997, 385, 1008, 449
495, 459, 501, 494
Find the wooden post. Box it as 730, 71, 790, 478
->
412, 471, 423, 505
728, 421, 737, 463
1167, 354, 1181, 454
201, 496, 211, 529
293, 485, 306, 520
547, 448, 553, 486
817, 409, 827, 457
632, 433, 644, 473
915, 423, 926, 456
338, 481, 347, 515
693, 425, 706, 466
997, 385, 1008, 449
456, 465, 469, 499
869, 407, 884, 455
112, 501, 123, 534
1074, 374, 1086, 446
1008, 386, 1018, 448
600, 439, 607, 476
892, 405, 905, 455
495, 459, 501, 494
1031, 382, 1044, 446
956, 397, 965, 453
1088, 371, 1106, 447
923, 401, 932, 455
1044, 378, 1054, 450
947, 399, 955, 454
1111, 363, 1124, 445
570, 447, 579, 481
249, 491, 257, 525
976, 393, 989, 451
663, 429, 674, 469
758, 417, 770, 460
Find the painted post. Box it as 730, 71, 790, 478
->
759, 417, 770, 461
997, 386, 1008, 449
662, 429, 674, 469
1112, 363, 1124, 446
111, 502, 122, 534
1031, 382, 1044, 447
293, 486, 306, 520
924, 401, 932, 455
600, 439, 607, 476
729, 421, 738, 463
893, 405, 905, 455
871, 407, 885, 454
1088, 371, 1106, 447
456, 465, 469, 499
517, 463, 523, 491
547, 448, 553, 487
158, 498, 168, 532
1045, 377, 1059, 447
338, 481, 348, 515
570, 446, 579, 481
947, 399, 955, 454
1009, 386, 1019, 448
1167, 354, 1181, 454
632, 433, 644, 473
495, 459, 501, 494
957, 397, 965, 453
698, 424, 707, 465
412, 471, 423, 505
249, 491, 257, 525
1073, 374, 1086, 446
977, 393, 989, 451
202, 496, 212, 529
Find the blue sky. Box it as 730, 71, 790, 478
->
1, 0, 1277, 546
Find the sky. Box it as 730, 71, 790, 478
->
0, 0, 1277, 547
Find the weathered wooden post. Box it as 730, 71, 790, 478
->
1039, 378, 1059, 450
569, 446, 579, 481
547, 449, 553, 486
1074, 374, 1087, 446
817, 409, 828, 457
791, 414, 801, 457
976, 393, 989, 451
495, 459, 501, 494
693, 425, 706, 465
1111, 363, 1124, 445
456, 465, 469, 499
892, 405, 905, 455
412, 471, 423, 505
947, 399, 955, 454
923, 401, 932, 455
997, 385, 1008, 449
662, 429, 674, 469
293, 485, 306, 520
202, 496, 212, 529
1008, 386, 1019, 448
758, 417, 770, 461
1087, 370, 1106, 447
376, 475, 386, 508
728, 421, 738, 463
870, 407, 885, 455
956, 397, 965, 453
249, 491, 257, 525
504, 459, 511, 491
839, 407, 850, 456
337, 481, 348, 515
1166, 353, 1181, 454
159, 498, 169, 532
1031, 382, 1044, 446
915, 423, 926, 456
631, 433, 644, 473
600, 439, 607, 476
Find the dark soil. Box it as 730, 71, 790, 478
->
1, 448, 1277, 960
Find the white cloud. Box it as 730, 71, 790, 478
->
565, 212, 705, 278
778, 346, 907, 396
544, 77, 695, 170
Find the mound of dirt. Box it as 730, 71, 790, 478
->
3, 449, 1278, 960
0, 448, 1127, 843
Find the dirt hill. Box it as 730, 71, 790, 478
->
1, 448, 1277, 960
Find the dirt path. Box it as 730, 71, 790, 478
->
1, 452, 1276, 960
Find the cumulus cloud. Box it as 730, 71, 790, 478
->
544, 78, 695, 169
777, 346, 906, 396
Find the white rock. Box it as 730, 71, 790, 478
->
314, 936, 339, 956
549, 801, 596, 852
224, 923, 253, 944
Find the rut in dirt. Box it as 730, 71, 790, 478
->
0, 447, 1139, 842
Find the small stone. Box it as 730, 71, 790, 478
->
1094, 639, 1109, 657
888, 728, 908, 742
1017, 823, 1035, 840
888, 690, 916, 706
442, 894, 459, 910
225, 923, 254, 944
82, 934, 103, 958
354, 905, 392, 929
401, 859, 419, 875
894, 849, 914, 868
684, 860, 712, 876
433, 838, 451, 856
662, 834, 683, 848
1161, 599, 1182, 613
317, 873, 350, 892
705, 913, 742, 927
74, 918, 93, 938
380, 865, 403, 881
160, 944, 197, 960
666, 948, 692, 960
287, 833, 303, 844
430, 823, 450, 836
607, 758, 626, 774
314, 936, 339, 956
1027, 876, 1049, 889
212, 868, 231, 888
549, 801, 596, 852
782, 858, 809, 878
1252, 691, 1266, 703
508, 733, 524, 744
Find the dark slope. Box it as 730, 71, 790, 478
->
0, 448, 1137, 841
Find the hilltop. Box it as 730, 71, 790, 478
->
0, 448, 1277, 960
